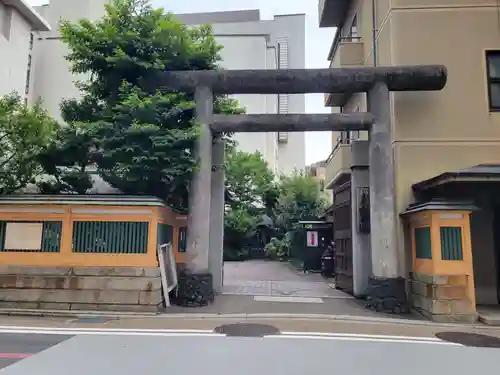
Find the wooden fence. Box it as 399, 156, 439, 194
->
0, 195, 188, 268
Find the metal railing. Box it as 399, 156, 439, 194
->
328, 32, 363, 61
157, 242, 178, 307
325, 134, 352, 166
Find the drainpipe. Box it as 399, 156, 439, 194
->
371, 0, 377, 67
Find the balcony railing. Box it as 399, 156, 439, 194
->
328, 33, 362, 62
324, 135, 353, 189
325, 35, 364, 107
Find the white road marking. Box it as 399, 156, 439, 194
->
266, 334, 462, 346
279, 331, 444, 341
0, 325, 463, 346
253, 296, 324, 303
0, 326, 225, 337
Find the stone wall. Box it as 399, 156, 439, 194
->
0, 265, 164, 313
410, 272, 477, 323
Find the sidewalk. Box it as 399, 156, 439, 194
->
166, 293, 419, 320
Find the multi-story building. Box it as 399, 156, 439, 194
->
31, 0, 110, 115
30, 1, 306, 175
177, 10, 306, 176
305, 160, 332, 204
0, 0, 50, 101
320, 0, 500, 322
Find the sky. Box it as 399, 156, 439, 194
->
28, 0, 335, 165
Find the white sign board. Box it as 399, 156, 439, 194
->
157, 243, 178, 307
306, 231, 318, 247
4, 222, 43, 250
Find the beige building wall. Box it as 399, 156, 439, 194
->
306, 161, 333, 204
387, 1, 500, 278
323, 0, 500, 289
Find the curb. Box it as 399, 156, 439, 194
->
0, 309, 499, 330
0, 309, 159, 319
156, 313, 500, 329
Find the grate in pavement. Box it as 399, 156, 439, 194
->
70, 317, 117, 324
435, 332, 500, 348
214, 323, 280, 337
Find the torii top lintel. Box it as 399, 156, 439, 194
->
158, 65, 447, 95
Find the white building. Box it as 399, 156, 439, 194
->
0, 0, 50, 100
31, 0, 110, 115
27, 1, 307, 175
176, 10, 306, 175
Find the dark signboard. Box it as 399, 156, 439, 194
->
357, 187, 370, 234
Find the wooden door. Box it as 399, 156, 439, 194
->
333, 181, 354, 294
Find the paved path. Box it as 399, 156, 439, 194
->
166, 294, 379, 316
223, 260, 347, 299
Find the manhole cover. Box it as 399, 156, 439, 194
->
214, 323, 280, 337
435, 332, 500, 348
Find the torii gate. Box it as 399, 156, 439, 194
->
159, 66, 447, 308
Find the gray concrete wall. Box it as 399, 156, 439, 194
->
0, 265, 164, 312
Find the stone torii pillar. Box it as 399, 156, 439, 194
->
177, 85, 215, 306
209, 137, 225, 294
159, 66, 447, 309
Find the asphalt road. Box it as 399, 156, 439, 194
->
0, 328, 499, 374
0, 333, 73, 370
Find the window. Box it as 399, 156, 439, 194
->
349, 15, 358, 38
486, 51, 500, 111
25, 37, 34, 97
25, 56, 32, 95
350, 130, 360, 139
340, 131, 350, 143
29, 32, 34, 50
178, 227, 187, 253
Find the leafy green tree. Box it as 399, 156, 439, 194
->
223, 149, 278, 257
225, 149, 278, 214
0, 93, 59, 194
223, 208, 259, 260
37, 126, 93, 194
39, 0, 241, 210
274, 170, 327, 233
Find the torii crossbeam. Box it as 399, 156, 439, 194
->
157, 65, 447, 308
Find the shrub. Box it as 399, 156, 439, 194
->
264, 237, 290, 261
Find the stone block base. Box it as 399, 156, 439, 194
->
365, 276, 410, 314
410, 272, 477, 323
0, 265, 164, 313
174, 270, 214, 307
